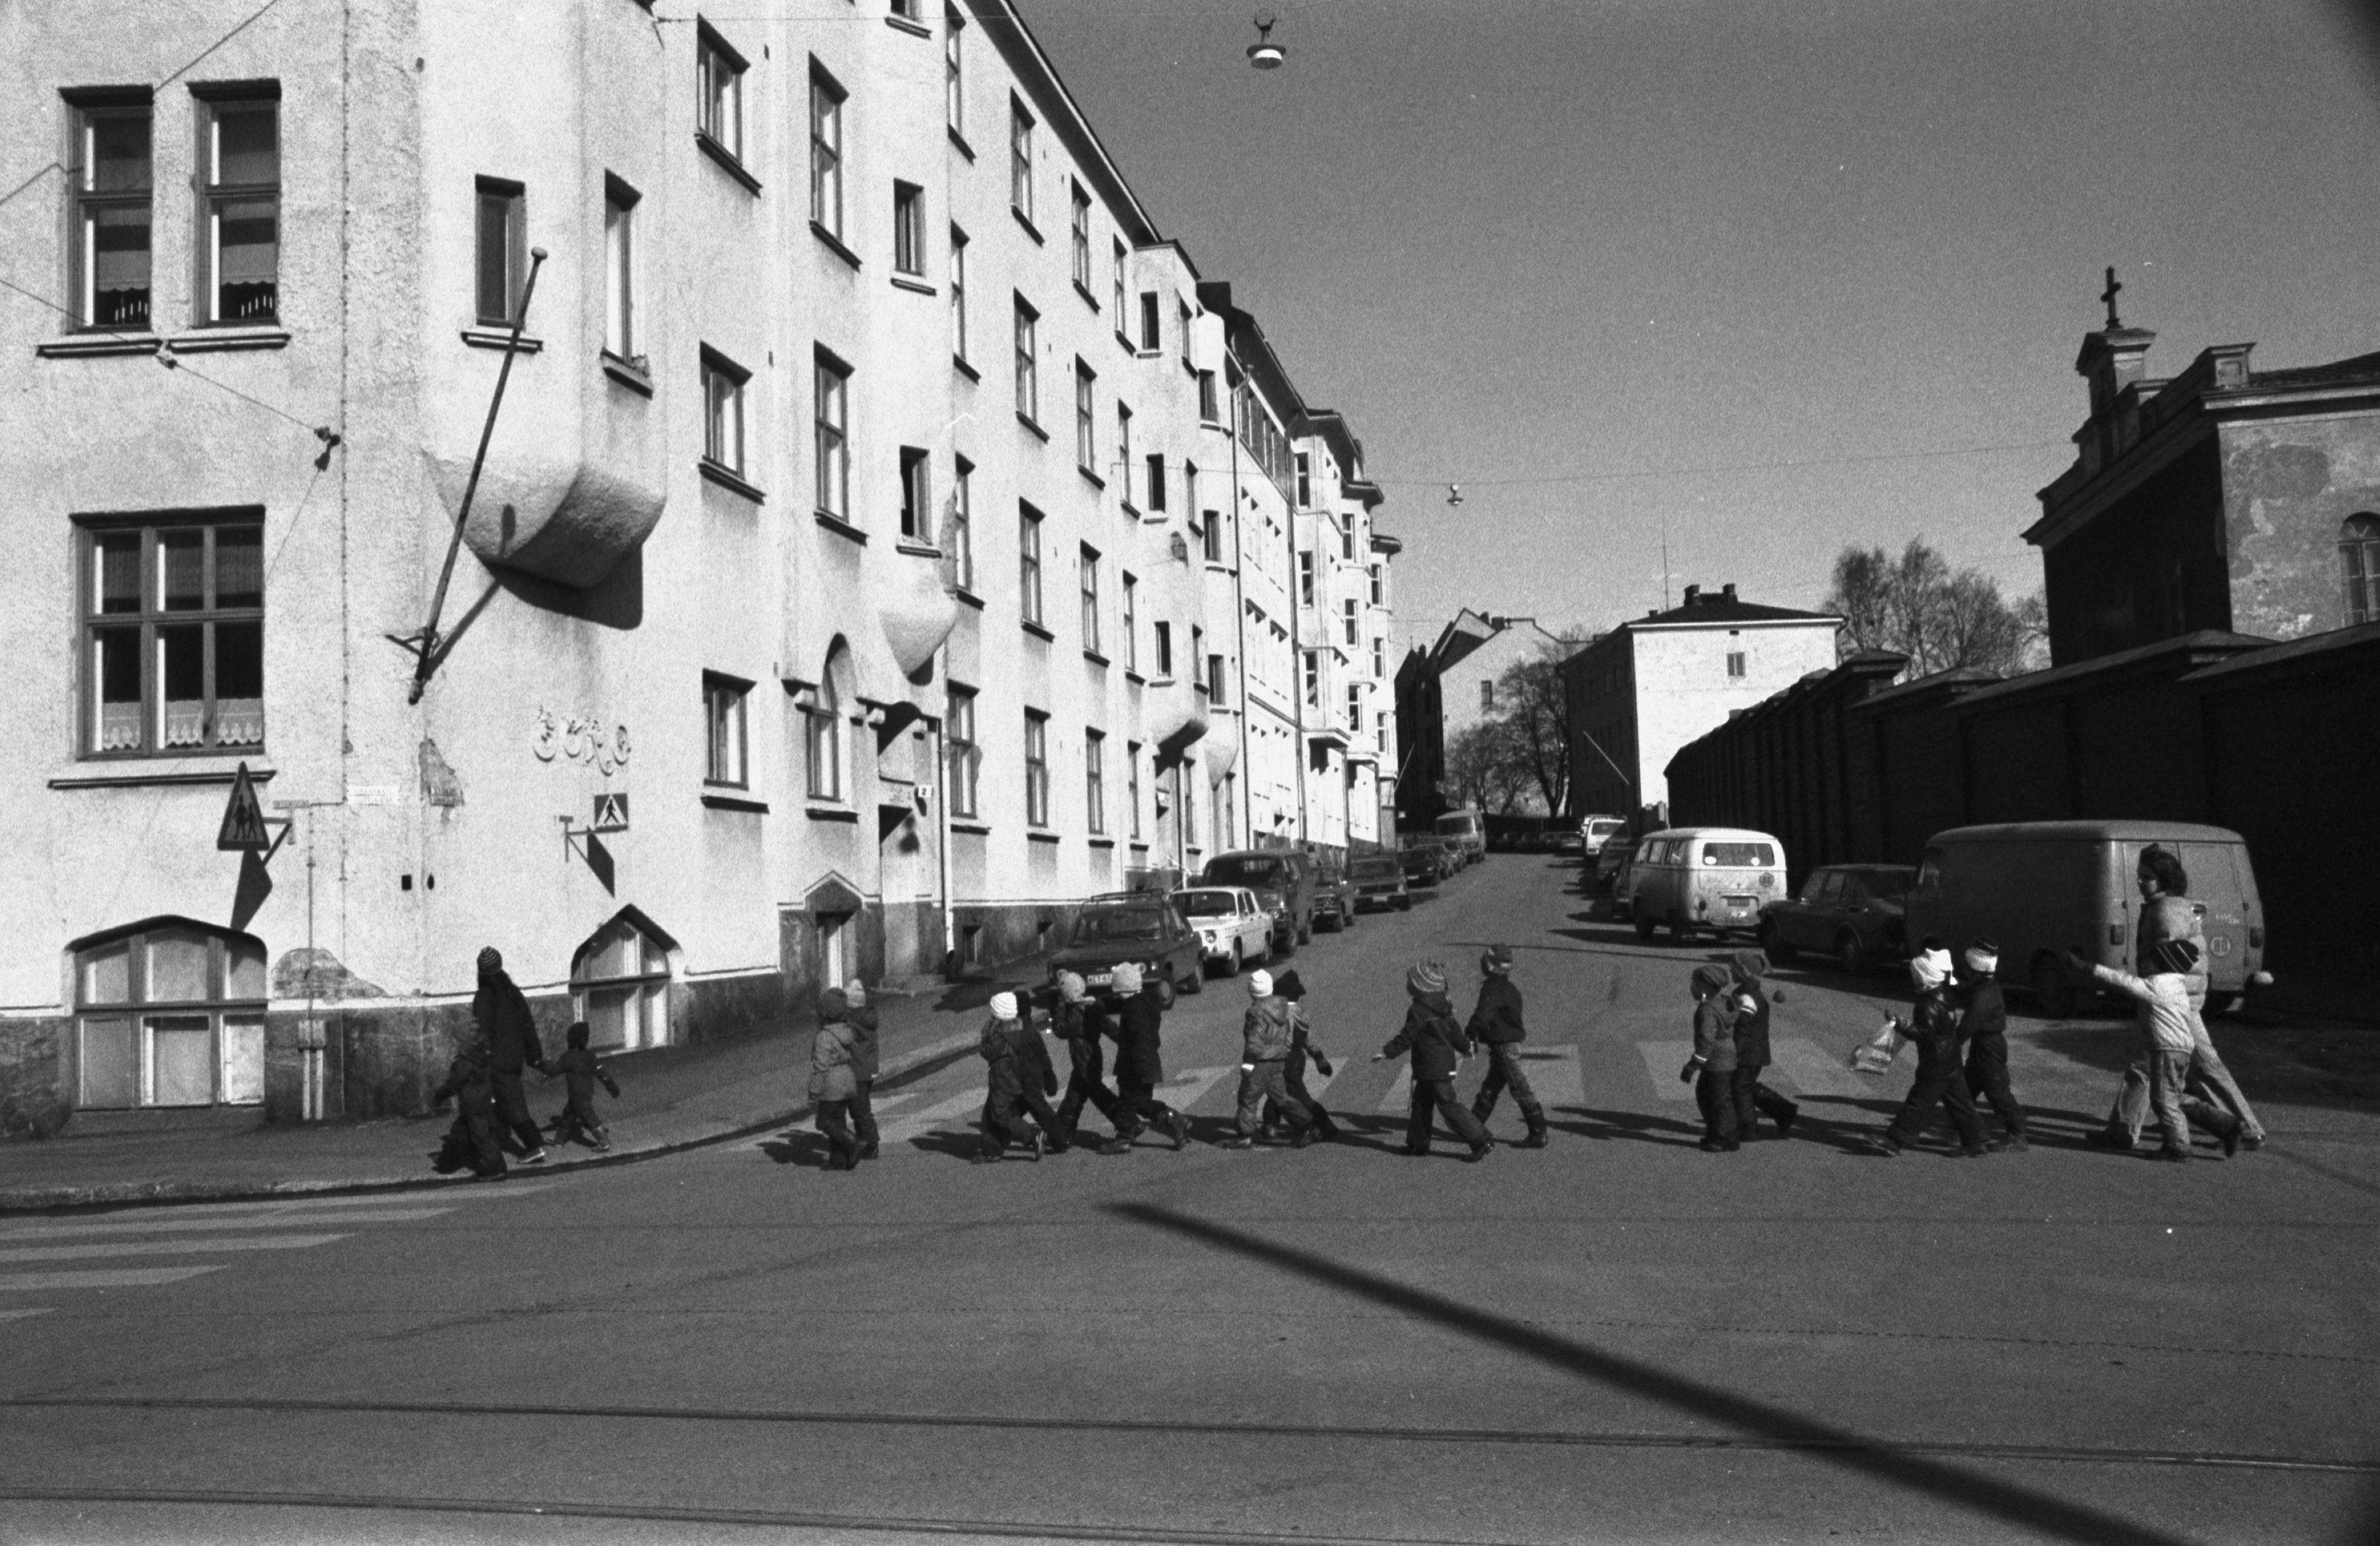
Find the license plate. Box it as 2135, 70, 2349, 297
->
1086, 971, 1113, 987
1723, 896, 1753, 911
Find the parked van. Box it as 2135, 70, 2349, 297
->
1901, 821, 2266, 1016
1433, 808, 1486, 867
1625, 827, 1788, 944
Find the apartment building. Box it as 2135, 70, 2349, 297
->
0, 0, 1392, 1139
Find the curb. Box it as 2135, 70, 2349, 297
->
0, 1030, 983, 1218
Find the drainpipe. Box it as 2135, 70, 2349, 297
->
1225, 357, 1253, 851
935, 645, 955, 976
1284, 446, 1309, 851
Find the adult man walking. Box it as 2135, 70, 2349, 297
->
1467, 945, 1550, 1149
1223, 970, 1315, 1149
2102, 847, 2264, 1151
473, 946, 548, 1164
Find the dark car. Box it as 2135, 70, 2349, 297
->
1757, 863, 1917, 975
1045, 893, 1205, 1007
1310, 860, 1357, 932
1201, 849, 1316, 949
1349, 852, 1411, 912
1399, 843, 1449, 889
1594, 837, 1634, 894
1551, 830, 1584, 858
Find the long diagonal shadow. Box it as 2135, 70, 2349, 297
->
1110, 1202, 2200, 1546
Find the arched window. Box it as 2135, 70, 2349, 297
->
570, 912, 674, 1051
803, 644, 854, 802
72, 921, 266, 1109
2343, 514, 2380, 626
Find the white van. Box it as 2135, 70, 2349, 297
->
1626, 827, 1788, 944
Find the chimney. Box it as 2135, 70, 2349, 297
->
1722, 583, 1737, 604
1682, 584, 1701, 608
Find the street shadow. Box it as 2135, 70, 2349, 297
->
1108, 1202, 2198, 1546
914, 1128, 993, 1163
1545, 1106, 1707, 1148
2032, 1023, 2141, 1073
758, 1131, 835, 1168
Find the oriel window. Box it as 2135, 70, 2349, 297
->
197, 92, 278, 324
79, 513, 264, 758
899, 446, 931, 542
71, 96, 152, 329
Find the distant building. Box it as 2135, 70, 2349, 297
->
1562, 584, 1840, 818
1393, 611, 1570, 823
2027, 309, 2380, 664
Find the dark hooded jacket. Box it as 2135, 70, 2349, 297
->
1381, 992, 1468, 1080
979, 1016, 1059, 1098
1467, 976, 1527, 1046
847, 1003, 881, 1082
1241, 995, 1297, 1062
1114, 988, 1166, 1084
432, 1040, 495, 1115
1957, 970, 2008, 1051
472, 970, 543, 1074
1727, 951, 1773, 1069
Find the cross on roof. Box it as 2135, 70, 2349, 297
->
2101, 265, 2123, 329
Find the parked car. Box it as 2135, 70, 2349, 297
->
1578, 815, 1628, 856
1200, 848, 1316, 950
1171, 886, 1272, 977
1047, 893, 1204, 1007
1626, 827, 1788, 944
1309, 860, 1357, 932
1348, 852, 1412, 912
1551, 830, 1585, 858
1757, 863, 1916, 974
1433, 808, 1487, 866
1398, 843, 1447, 890
1901, 821, 2268, 1017
1595, 836, 1635, 895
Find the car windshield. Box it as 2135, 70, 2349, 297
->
1070, 907, 1167, 943
1206, 856, 1285, 886
1863, 869, 1914, 900
1700, 841, 1776, 868
1435, 815, 1479, 836
1350, 858, 1399, 879
1174, 890, 1238, 918
1589, 821, 1623, 837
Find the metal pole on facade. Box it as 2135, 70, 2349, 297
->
1284, 433, 1309, 850
1225, 356, 1253, 850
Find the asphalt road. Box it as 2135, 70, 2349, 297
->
5, 856, 2378, 1546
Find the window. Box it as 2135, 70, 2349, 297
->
1343, 598, 1359, 645
1018, 505, 1044, 625
1203, 510, 1225, 565
1139, 291, 1161, 351
71, 96, 151, 328
1111, 238, 1127, 321
899, 446, 930, 542
1024, 711, 1051, 826
945, 686, 980, 818
1179, 299, 1193, 367
603, 175, 639, 361
474, 176, 524, 325
1342, 523, 1356, 562
197, 93, 278, 324
1297, 551, 1315, 606
1121, 573, 1138, 670
1480, 679, 1495, 711
2344, 514, 2380, 625
1153, 620, 1173, 678
944, 7, 963, 131
571, 915, 672, 1052
810, 69, 846, 237
705, 673, 749, 787
1127, 741, 1142, 838
892, 0, 920, 18
696, 23, 746, 162
1296, 452, 1311, 508
1146, 452, 1167, 512
1014, 296, 1039, 422
1070, 182, 1092, 291
1075, 360, 1096, 471
1372, 638, 1385, 678
1079, 544, 1101, 654
1369, 562, 1383, 605
73, 923, 266, 1109
1725, 651, 1746, 679
702, 347, 749, 476
1303, 650, 1320, 709
1210, 652, 1230, 704
949, 455, 975, 589
81, 514, 264, 757
1198, 368, 1219, 423
949, 225, 970, 360
892, 182, 923, 275
1117, 403, 1133, 488
804, 669, 843, 800
814, 350, 850, 517
1347, 683, 1363, 730
1009, 98, 1035, 222
1185, 463, 1199, 523
1085, 729, 1106, 834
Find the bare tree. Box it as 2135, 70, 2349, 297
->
1824, 539, 2044, 678
1445, 718, 1532, 815
1492, 638, 1584, 816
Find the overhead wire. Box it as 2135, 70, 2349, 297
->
1369, 438, 2071, 493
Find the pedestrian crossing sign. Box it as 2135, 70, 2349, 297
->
592, 792, 629, 832
217, 763, 272, 851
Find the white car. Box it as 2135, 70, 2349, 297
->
1172, 887, 1272, 977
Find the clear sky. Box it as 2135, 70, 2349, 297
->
1024, 0, 2380, 650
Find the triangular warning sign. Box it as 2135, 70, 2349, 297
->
217, 762, 272, 852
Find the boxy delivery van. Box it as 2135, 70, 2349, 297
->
1901, 821, 2266, 1015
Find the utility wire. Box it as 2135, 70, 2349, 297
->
0, 274, 322, 433
1372, 438, 2070, 493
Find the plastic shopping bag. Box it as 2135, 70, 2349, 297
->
1850, 1015, 1907, 1076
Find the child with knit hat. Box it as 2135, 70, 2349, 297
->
1865, 939, 1990, 1158
974, 990, 1064, 1162
1467, 943, 1549, 1148
1374, 961, 1491, 1161
544, 1020, 621, 1152
809, 989, 864, 1172
844, 982, 882, 1160
1109, 961, 1192, 1150
1680, 962, 1741, 1152
1223, 969, 1316, 1149
1955, 940, 2026, 1151
1050, 970, 1137, 1154
1725, 949, 1798, 1141
1261, 970, 1339, 1141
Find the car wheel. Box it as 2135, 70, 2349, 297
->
1297, 915, 1313, 945
2030, 954, 2074, 1019
1398, 895, 1412, 912
1668, 912, 1691, 946
1634, 913, 1655, 941
1837, 930, 1869, 976
1155, 972, 1178, 1011
1179, 957, 1203, 994
1759, 919, 1798, 964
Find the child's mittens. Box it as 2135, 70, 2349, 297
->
1311, 1051, 1335, 1078
1678, 1056, 1702, 1084
602, 1076, 622, 1098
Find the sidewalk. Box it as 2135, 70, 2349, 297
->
0, 966, 1040, 1214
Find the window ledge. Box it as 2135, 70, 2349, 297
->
1141, 512, 1171, 527
37, 333, 161, 359
952, 587, 985, 610
885, 12, 932, 37
1016, 412, 1049, 442
1021, 620, 1056, 643
1078, 466, 1106, 490
948, 126, 975, 161
1205, 561, 1234, 576
462, 327, 545, 354
894, 539, 943, 559
803, 804, 861, 823
811, 221, 863, 271
1129, 841, 1150, 852
890, 273, 936, 296
1115, 330, 1135, 353
1026, 829, 1061, 844
1123, 669, 1145, 685
697, 132, 762, 194
950, 818, 992, 835
602, 352, 654, 396
698, 460, 766, 503
953, 354, 980, 382
1136, 347, 1164, 361
1074, 280, 1101, 312
1083, 649, 1110, 668
169, 327, 290, 354
1120, 499, 1141, 519
51, 758, 275, 791
1087, 837, 1116, 849
1012, 207, 1043, 244
816, 512, 868, 545
1147, 675, 1175, 688
702, 791, 769, 814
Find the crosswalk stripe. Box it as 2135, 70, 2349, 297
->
874, 1091, 989, 1146
1377, 1068, 1412, 1114
1167, 1065, 1239, 1115
1638, 1041, 1698, 1101
0, 1268, 225, 1291
1303, 1060, 1340, 1101
1765, 1036, 1872, 1098
0, 1208, 449, 1243
0, 1234, 347, 1267
1509, 1047, 1583, 1109
107, 1186, 553, 1218
0, 1308, 54, 1321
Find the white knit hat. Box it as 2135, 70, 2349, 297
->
1110, 961, 1142, 994
1247, 968, 1273, 998
1907, 947, 1953, 993
989, 991, 1019, 1020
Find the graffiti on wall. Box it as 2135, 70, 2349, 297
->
533, 709, 633, 776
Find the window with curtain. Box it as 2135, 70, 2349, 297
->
73, 923, 266, 1109
198, 92, 278, 324
80, 514, 264, 757
571, 915, 673, 1052
72, 96, 151, 328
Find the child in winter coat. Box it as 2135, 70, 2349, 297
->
1109, 962, 1192, 1150
2073, 938, 2241, 1161
1225, 970, 1315, 1148
1263, 970, 1338, 1141
1956, 940, 2026, 1150
1866, 940, 1989, 1158
1050, 971, 1137, 1153
545, 1021, 621, 1151
1727, 950, 1799, 1141
1679, 963, 1741, 1152
1467, 944, 1549, 1148
430, 1033, 505, 1178
975, 992, 1065, 1161
809, 989, 863, 1171
1374, 962, 1491, 1161
845, 982, 882, 1160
